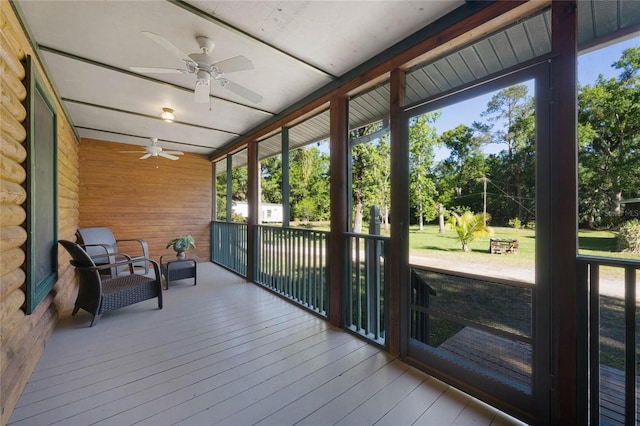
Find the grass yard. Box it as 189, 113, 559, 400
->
409, 224, 638, 260
409, 225, 535, 269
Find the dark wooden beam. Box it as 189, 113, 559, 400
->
388, 68, 406, 356
328, 95, 348, 327
550, 1, 578, 423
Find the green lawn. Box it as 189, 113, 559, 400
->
294, 221, 638, 261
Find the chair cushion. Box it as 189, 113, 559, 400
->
100, 274, 159, 314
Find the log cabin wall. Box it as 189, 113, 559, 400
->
79, 139, 212, 261
1, 1, 80, 423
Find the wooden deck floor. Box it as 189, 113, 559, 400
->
9, 262, 525, 426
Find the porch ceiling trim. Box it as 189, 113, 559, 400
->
208, 0, 547, 162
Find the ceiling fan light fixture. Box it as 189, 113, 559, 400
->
160, 107, 175, 123
196, 69, 210, 84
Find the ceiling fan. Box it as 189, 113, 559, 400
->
130, 32, 263, 104
120, 138, 184, 161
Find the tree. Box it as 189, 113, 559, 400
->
260, 155, 283, 204
368, 134, 391, 231
481, 84, 535, 222
350, 124, 391, 233
214, 165, 249, 220
289, 145, 330, 222
435, 124, 487, 210
578, 47, 640, 228
447, 211, 492, 252
295, 198, 316, 223
230, 166, 248, 201
215, 173, 227, 220
409, 112, 440, 230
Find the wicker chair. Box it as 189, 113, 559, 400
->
76, 227, 150, 277
59, 240, 163, 327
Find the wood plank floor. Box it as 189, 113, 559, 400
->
9, 262, 525, 426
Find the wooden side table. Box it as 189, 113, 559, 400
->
160, 255, 197, 290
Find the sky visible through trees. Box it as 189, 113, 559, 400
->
432, 37, 638, 161
221, 37, 638, 231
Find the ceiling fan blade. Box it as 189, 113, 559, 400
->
213, 56, 254, 73
218, 78, 263, 104
120, 150, 146, 153
140, 153, 152, 160
194, 78, 211, 103
130, 66, 187, 74
164, 151, 184, 155
142, 31, 194, 64
159, 152, 179, 160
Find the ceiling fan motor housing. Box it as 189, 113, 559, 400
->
196, 36, 215, 53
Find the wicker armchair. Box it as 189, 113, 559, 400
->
59, 240, 163, 327
76, 227, 150, 277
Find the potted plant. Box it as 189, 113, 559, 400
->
166, 235, 196, 259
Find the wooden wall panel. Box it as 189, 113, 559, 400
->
79, 139, 212, 261
0, 1, 80, 423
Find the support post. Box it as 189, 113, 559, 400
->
329, 95, 348, 327
282, 127, 290, 228
225, 154, 233, 266
212, 161, 217, 221
226, 154, 233, 221
247, 141, 258, 283
367, 206, 381, 337
389, 67, 407, 355
546, 1, 578, 423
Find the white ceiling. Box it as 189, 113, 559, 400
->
15, 0, 464, 156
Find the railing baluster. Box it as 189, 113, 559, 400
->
590, 263, 601, 425
624, 266, 636, 426
300, 232, 314, 304
355, 236, 362, 332
268, 227, 273, 288
577, 255, 639, 426
248, 224, 329, 317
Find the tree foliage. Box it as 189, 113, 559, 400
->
435, 124, 487, 210
350, 124, 391, 232
409, 112, 440, 230
578, 47, 640, 228
216, 47, 639, 236
289, 146, 330, 221
480, 84, 535, 223
260, 155, 283, 204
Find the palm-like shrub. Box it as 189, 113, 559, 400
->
447, 211, 493, 252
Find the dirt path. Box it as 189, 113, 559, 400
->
409, 254, 633, 299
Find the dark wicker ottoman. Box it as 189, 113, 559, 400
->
160, 256, 197, 290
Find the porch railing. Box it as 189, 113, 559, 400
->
255, 225, 329, 317
211, 221, 247, 276
407, 265, 534, 418
577, 255, 639, 426
345, 232, 389, 346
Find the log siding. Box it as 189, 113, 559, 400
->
1, 1, 80, 423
